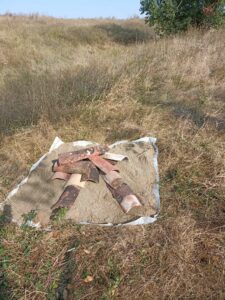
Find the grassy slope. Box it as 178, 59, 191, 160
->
0, 15, 225, 299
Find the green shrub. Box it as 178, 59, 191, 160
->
140, 0, 225, 35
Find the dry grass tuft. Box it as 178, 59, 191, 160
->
2, 216, 225, 299
0, 16, 225, 299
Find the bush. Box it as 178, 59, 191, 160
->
140, 0, 225, 35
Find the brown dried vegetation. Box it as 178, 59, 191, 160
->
0, 15, 225, 299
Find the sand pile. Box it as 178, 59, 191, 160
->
1, 137, 159, 227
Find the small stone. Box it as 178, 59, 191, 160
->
84, 275, 94, 283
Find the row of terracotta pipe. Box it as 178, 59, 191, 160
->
51, 146, 142, 214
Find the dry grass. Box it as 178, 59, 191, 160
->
0, 15, 225, 299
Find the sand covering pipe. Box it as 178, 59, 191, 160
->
51, 145, 142, 214
1, 137, 160, 227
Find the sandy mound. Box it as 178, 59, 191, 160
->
2, 139, 159, 226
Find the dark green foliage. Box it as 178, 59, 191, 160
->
140, 0, 225, 34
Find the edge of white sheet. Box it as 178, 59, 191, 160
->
1, 136, 160, 227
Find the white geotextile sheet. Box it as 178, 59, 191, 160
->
2, 137, 160, 227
